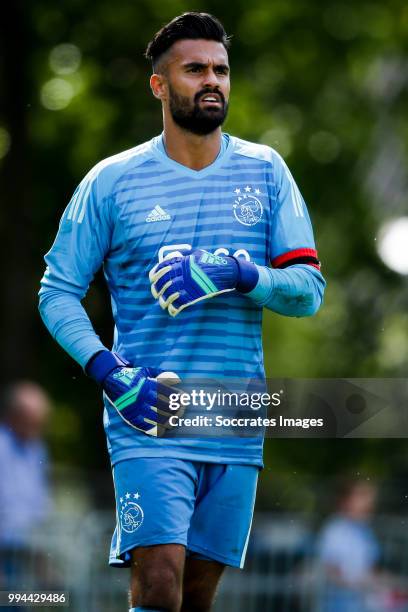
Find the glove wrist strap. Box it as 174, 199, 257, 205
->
233, 258, 259, 294
86, 351, 130, 384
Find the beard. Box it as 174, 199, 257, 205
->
168, 84, 229, 136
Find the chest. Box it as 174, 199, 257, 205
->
113, 170, 273, 267
0, 446, 45, 500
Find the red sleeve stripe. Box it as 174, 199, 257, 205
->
272, 248, 321, 270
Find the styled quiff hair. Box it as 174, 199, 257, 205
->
145, 12, 230, 71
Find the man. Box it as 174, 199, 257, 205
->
39, 12, 325, 612
317, 479, 381, 612
0, 382, 52, 602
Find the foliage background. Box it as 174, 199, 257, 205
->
1, 0, 408, 510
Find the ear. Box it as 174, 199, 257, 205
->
150, 73, 167, 101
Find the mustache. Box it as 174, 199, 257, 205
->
194, 88, 225, 105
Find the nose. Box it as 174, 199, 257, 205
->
202, 68, 220, 89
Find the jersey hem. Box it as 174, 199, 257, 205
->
110, 448, 264, 469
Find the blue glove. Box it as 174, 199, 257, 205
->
149, 249, 259, 317
86, 351, 181, 436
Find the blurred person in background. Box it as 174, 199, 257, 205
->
317, 478, 381, 612
0, 381, 52, 592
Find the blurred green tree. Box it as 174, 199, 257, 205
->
1, 1, 407, 485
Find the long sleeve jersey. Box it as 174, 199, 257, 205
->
39, 134, 325, 466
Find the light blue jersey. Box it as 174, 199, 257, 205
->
39, 134, 323, 467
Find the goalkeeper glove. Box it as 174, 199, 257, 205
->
149, 249, 259, 317
86, 351, 180, 436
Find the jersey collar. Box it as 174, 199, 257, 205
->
150, 132, 234, 179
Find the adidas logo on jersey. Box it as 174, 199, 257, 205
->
146, 205, 171, 223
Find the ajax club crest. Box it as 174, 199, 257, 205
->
119, 492, 144, 534
233, 186, 263, 227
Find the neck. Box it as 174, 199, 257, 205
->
162, 116, 222, 171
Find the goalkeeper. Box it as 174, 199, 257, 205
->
38, 12, 325, 612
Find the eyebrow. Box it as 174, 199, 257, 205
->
182, 61, 230, 72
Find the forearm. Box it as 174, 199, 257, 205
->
38, 288, 106, 368
243, 264, 325, 317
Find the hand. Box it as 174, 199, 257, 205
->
149, 249, 258, 317
86, 351, 181, 436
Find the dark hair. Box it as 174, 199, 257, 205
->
0, 381, 44, 420
145, 12, 230, 70
334, 476, 376, 508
